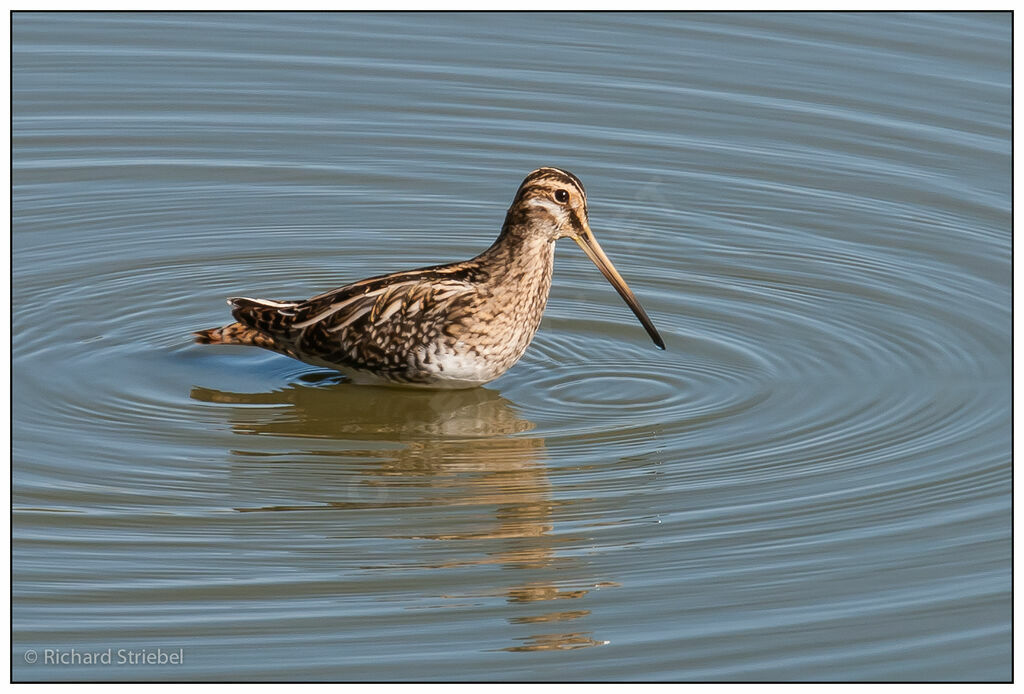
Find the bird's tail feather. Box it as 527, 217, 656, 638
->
194, 322, 276, 349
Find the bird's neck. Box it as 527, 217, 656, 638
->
475, 224, 556, 289
463, 223, 557, 367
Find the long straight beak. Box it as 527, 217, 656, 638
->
572, 224, 666, 350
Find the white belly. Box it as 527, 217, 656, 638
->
419, 349, 503, 388
309, 349, 503, 389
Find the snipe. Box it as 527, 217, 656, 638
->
196, 167, 664, 388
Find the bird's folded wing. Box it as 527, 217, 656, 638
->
229, 277, 475, 341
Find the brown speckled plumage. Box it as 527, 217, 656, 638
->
195, 167, 664, 388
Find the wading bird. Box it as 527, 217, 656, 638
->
196, 167, 664, 388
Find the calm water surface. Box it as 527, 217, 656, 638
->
12, 12, 1010, 681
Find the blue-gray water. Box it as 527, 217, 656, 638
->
13, 12, 1010, 681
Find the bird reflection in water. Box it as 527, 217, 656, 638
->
191, 374, 613, 651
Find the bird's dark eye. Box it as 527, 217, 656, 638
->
554, 189, 570, 203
